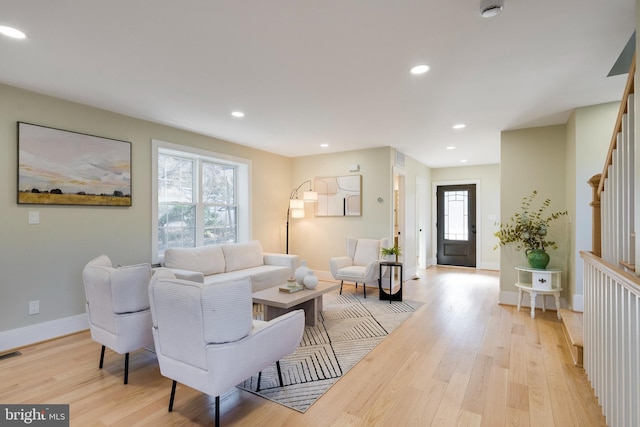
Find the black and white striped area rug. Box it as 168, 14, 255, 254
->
237, 288, 421, 413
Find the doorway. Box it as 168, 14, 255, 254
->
436, 184, 476, 267
392, 169, 406, 256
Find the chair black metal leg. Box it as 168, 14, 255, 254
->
168, 380, 177, 412
215, 395, 220, 427
276, 361, 284, 387
363, 283, 366, 298
339, 280, 343, 294
124, 353, 129, 384
256, 371, 262, 392
99, 345, 106, 369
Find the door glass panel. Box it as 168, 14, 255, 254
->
444, 190, 468, 241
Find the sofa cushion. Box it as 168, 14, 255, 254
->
203, 265, 289, 292
89, 254, 113, 268
353, 239, 381, 266
222, 241, 264, 272
110, 263, 152, 314
150, 276, 207, 369
335, 265, 367, 280
164, 245, 225, 275
202, 278, 253, 344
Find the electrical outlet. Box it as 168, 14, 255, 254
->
28, 300, 39, 315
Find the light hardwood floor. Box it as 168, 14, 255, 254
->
0, 266, 606, 426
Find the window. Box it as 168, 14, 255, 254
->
443, 189, 469, 241
152, 140, 250, 263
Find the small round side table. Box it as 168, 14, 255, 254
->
515, 265, 562, 319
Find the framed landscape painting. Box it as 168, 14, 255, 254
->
17, 122, 132, 206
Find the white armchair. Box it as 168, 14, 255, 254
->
149, 268, 304, 427
82, 255, 153, 384
329, 236, 389, 298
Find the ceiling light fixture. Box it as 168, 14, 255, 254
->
446, 146, 456, 150
461, 159, 468, 163
320, 143, 329, 148
231, 111, 244, 118
0, 25, 27, 39
480, 0, 504, 18
452, 124, 466, 129
410, 65, 430, 75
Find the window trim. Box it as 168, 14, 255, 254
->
151, 139, 252, 264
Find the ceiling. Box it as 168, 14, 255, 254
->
0, 0, 635, 168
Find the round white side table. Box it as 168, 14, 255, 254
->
515, 265, 562, 319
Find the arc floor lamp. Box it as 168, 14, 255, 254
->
286, 180, 317, 254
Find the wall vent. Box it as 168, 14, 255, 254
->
396, 151, 406, 167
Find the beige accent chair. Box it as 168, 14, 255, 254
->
329, 236, 389, 298
148, 268, 304, 427
82, 255, 153, 384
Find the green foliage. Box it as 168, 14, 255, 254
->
494, 190, 568, 252
381, 244, 402, 257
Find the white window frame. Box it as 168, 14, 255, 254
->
151, 139, 251, 264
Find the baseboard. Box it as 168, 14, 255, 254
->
315, 270, 335, 282
425, 258, 498, 271
0, 314, 88, 353
571, 294, 584, 312
404, 265, 418, 279
478, 261, 499, 271
499, 290, 565, 310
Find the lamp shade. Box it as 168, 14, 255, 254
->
291, 208, 305, 218
289, 199, 304, 210
303, 191, 318, 202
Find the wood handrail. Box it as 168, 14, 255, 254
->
581, 250, 640, 294
597, 52, 636, 197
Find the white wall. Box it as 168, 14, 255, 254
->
499, 125, 569, 307
567, 102, 619, 310
288, 148, 430, 279
401, 154, 433, 277
431, 164, 501, 270
287, 147, 392, 273
566, 112, 578, 308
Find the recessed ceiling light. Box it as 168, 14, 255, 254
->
410, 65, 430, 75
320, 143, 329, 148
231, 111, 244, 118
461, 159, 468, 163
0, 25, 26, 39
452, 124, 466, 129
446, 146, 456, 150
480, 0, 504, 18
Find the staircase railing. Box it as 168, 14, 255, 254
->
590, 53, 636, 267
581, 251, 640, 427
584, 53, 640, 427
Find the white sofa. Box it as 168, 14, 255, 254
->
162, 241, 299, 293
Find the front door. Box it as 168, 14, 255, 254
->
436, 184, 476, 267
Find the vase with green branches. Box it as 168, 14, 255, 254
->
494, 190, 567, 269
